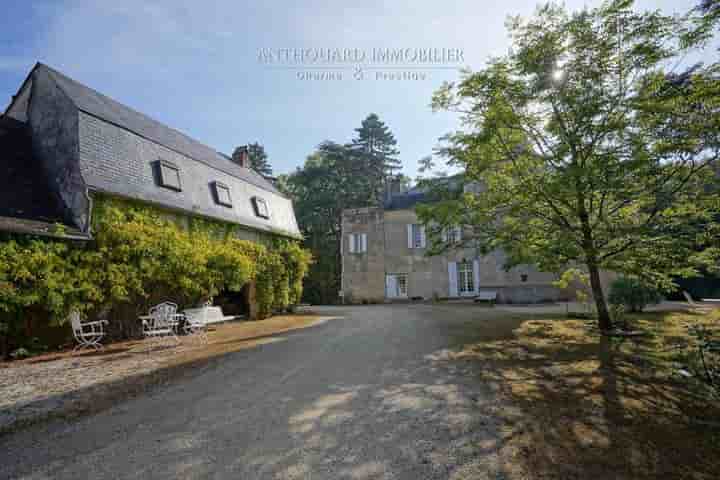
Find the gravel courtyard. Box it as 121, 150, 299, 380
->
0, 305, 514, 479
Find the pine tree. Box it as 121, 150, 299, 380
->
350, 114, 401, 204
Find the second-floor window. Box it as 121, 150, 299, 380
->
213, 181, 232, 207
445, 225, 462, 244
407, 224, 426, 249
157, 159, 182, 191
251, 197, 270, 219
347, 233, 367, 254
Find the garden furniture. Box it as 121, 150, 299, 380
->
140, 302, 183, 350
70, 311, 108, 353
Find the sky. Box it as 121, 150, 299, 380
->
0, 0, 709, 179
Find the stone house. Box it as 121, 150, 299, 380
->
341, 178, 567, 304
0, 63, 300, 242
0, 63, 301, 319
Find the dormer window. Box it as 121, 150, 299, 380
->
156, 159, 182, 191
213, 181, 232, 207
251, 196, 270, 219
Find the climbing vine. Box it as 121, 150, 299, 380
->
0, 195, 311, 355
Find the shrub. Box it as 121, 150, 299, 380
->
608, 276, 662, 313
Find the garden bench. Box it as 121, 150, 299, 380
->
474, 290, 498, 306
182, 305, 235, 325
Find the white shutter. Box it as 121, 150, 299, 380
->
348, 234, 355, 253
360, 233, 367, 253
419, 225, 427, 248
441, 227, 448, 243
385, 274, 397, 298
473, 258, 480, 294
407, 224, 414, 249
455, 226, 462, 242
448, 262, 458, 297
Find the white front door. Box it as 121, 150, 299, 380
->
385, 274, 408, 298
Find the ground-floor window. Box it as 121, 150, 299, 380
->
457, 260, 474, 295
386, 273, 408, 298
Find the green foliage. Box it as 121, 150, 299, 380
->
687, 322, 720, 399
0, 195, 311, 353
608, 277, 662, 313
422, 0, 720, 330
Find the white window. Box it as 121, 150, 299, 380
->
347, 233, 367, 254
213, 181, 232, 207
251, 197, 270, 219
443, 225, 462, 244
457, 260, 474, 295
385, 273, 408, 298
406, 224, 426, 249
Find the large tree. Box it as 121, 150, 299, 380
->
422, 0, 720, 330
351, 113, 401, 204
285, 143, 372, 304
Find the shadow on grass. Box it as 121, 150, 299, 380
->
438, 310, 720, 479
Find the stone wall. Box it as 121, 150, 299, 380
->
341, 206, 566, 304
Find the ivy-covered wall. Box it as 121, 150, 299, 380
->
0, 194, 311, 358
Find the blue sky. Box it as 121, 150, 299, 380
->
0, 0, 707, 179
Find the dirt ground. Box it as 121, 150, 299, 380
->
0, 314, 335, 434
445, 306, 720, 479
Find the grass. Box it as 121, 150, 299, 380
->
449, 307, 720, 479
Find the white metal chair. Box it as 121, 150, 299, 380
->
183, 300, 210, 344
142, 302, 183, 350
70, 311, 108, 353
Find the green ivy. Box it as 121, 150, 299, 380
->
0, 195, 311, 347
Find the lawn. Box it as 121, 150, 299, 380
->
449, 307, 720, 479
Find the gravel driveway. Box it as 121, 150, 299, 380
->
0, 304, 510, 479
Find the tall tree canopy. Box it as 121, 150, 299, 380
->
284, 143, 374, 303
351, 113, 401, 204
232, 142, 273, 176
420, 0, 720, 330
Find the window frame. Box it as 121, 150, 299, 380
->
457, 261, 474, 295
213, 181, 233, 208
348, 233, 367, 254
157, 159, 182, 192
251, 196, 270, 219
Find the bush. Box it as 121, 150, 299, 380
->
608, 276, 662, 313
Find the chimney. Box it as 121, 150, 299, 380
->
385, 176, 403, 203
232, 145, 250, 168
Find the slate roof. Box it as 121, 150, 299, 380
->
0, 116, 68, 225
39, 64, 282, 197
383, 190, 428, 210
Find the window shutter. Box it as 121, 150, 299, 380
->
473, 258, 480, 294
441, 227, 448, 243
455, 226, 462, 242
448, 262, 458, 297
407, 224, 414, 249
420, 225, 427, 248
348, 234, 355, 253
360, 233, 367, 253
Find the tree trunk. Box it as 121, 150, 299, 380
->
588, 260, 612, 331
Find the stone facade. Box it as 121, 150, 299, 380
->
341, 205, 567, 304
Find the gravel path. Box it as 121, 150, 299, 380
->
0, 305, 510, 479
